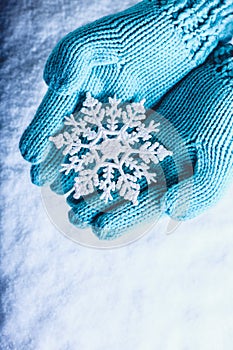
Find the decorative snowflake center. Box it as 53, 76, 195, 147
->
97, 138, 124, 160
49, 93, 173, 205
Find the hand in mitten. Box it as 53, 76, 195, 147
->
20, 0, 232, 171
67, 43, 233, 240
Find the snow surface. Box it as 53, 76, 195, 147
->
1, 1, 233, 349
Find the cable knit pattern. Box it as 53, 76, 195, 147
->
79, 44, 233, 240
19, 0, 233, 164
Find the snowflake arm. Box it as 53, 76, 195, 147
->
98, 165, 116, 203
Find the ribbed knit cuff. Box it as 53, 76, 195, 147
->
211, 43, 233, 81
148, 0, 233, 64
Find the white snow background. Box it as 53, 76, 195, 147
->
1, 1, 233, 349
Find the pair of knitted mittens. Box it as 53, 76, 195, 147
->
19, 0, 233, 240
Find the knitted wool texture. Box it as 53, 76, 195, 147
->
20, 0, 233, 166
68, 44, 233, 240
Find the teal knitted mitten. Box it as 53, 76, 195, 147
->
20, 0, 233, 169
68, 44, 233, 240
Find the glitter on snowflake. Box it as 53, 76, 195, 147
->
49, 93, 173, 205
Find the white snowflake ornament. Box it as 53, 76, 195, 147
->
49, 93, 173, 205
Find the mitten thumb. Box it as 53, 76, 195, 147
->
164, 141, 233, 220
